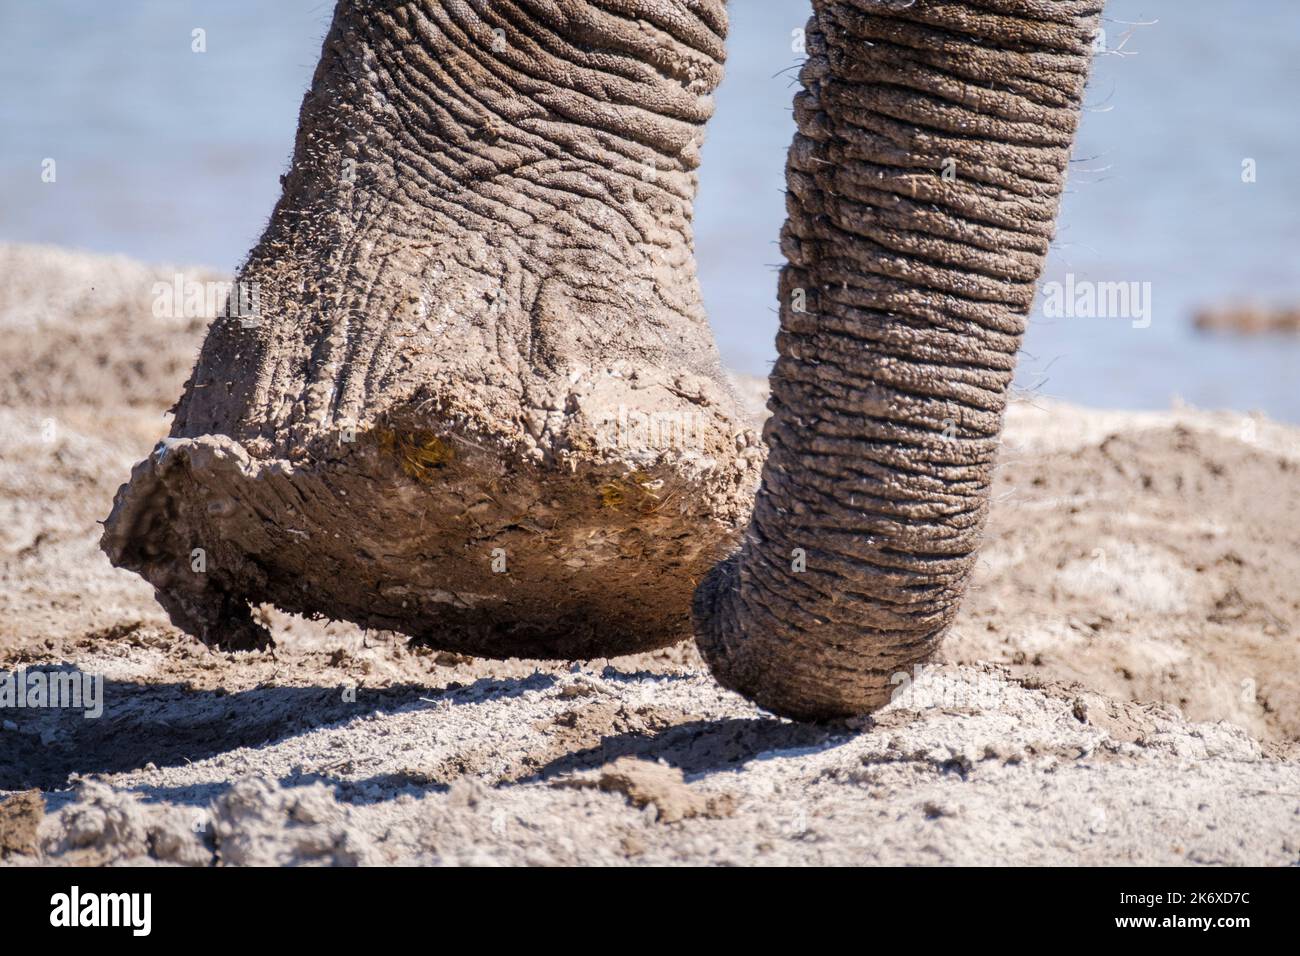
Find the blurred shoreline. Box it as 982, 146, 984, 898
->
3, 1, 1299, 420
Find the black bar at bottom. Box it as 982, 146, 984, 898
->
0, 865, 1286, 941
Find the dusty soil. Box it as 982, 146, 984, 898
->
1, 243, 1297, 866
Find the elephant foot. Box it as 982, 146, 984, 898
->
99, 0, 758, 659
102, 369, 761, 658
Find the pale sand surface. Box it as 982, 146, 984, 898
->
1, 243, 1296, 865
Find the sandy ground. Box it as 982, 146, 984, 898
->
1, 242, 1297, 866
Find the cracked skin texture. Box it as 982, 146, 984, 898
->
693, 0, 1106, 719
102, 0, 761, 657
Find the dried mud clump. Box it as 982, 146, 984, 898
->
559, 757, 735, 824
0, 790, 44, 858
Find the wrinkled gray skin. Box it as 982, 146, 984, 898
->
103, 0, 1102, 720
694, 0, 1104, 718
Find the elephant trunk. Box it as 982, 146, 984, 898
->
693, 0, 1104, 720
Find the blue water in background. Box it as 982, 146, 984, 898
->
2, 1, 1298, 420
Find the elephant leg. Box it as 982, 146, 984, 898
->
694, 0, 1104, 719
102, 0, 761, 658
